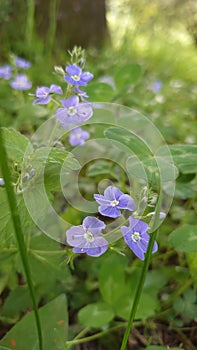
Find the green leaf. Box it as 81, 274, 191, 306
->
86, 82, 114, 102
114, 63, 141, 89
115, 292, 159, 320
1, 127, 32, 163
186, 252, 197, 288
144, 347, 182, 350
0, 294, 68, 350
98, 255, 129, 306
169, 225, 197, 252
169, 144, 197, 174
2, 286, 33, 317
78, 302, 114, 328
86, 160, 113, 177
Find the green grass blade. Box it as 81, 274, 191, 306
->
0, 128, 43, 350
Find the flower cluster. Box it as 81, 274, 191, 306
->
0, 56, 32, 90
66, 185, 158, 260
32, 56, 94, 146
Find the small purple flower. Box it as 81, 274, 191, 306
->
121, 217, 158, 260
0, 178, 5, 186
74, 86, 89, 100
94, 186, 136, 218
56, 95, 93, 125
66, 216, 108, 257
69, 127, 90, 146
0, 65, 12, 80
15, 57, 31, 69
148, 80, 163, 93
10, 74, 32, 90
33, 84, 63, 105
65, 64, 93, 86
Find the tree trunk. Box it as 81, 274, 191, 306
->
35, 0, 108, 50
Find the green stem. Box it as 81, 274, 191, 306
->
120, 187, 162, 350
26, 0, 35, 49
0, 128, 43, 350
66, 322, 127, 349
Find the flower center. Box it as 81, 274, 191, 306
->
68, 106, 77, 116
111, 199, 119, 207
72, 75, 80, 82
131, 231, 141, 242
84, 231, 94, 242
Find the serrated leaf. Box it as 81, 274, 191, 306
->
1, 127, 32, 163
0, 294, 68, 350
169, 225, 197, 252
78, 302, 114, 328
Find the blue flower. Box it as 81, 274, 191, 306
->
10, 74, 32, 90
0, 178, 5, 186
94, 186, 136, 218
33, 84, 63, 105
66, 216, 108, 257
65, 64, 93, 86
121, 217, 158, 260
0, 65, 12, 80
73, 86, 89, 100
148, 80, 163, 93
56, 95, 93, 125
69, 127, 90, 146
15, 57, 31, 69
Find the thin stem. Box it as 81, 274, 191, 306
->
26, 0, 35, 49
66, 322, 127, 349
120, 185, 162, 350
0, 128, 43, 350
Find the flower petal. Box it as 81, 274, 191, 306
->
128, 217, 149, 234
118, 194, 136, 211
98, 205, 121, 218
83, 216, 106, 236
50, 84, 63, 94
60, 95, 79, 108
66, 64, 81, 76
66, 226, 85, 247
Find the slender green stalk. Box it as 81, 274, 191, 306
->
26, 0, 35, 49
66, 322, 127, 349
47, 0, 58, 55
120, 186, 162, 350
0, 128, 43, 350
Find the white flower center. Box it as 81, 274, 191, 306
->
84, 231, 94, 242
72, 75, 80, 82
111, 199, 119, 207
131, 231, 141, 242
68, 106, 77, 116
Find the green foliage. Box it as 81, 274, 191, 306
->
78, 302, 114, 328
0, 294, 68, 350
169, 225, 197, 253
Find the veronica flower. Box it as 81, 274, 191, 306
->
0, 178, 5, 186
148, 80, 163, 93
66, 216, 108, 257
33, 84, 63, 105
121, 217, 158, 260
94, 186, 136, 218
73, 86, 89, 100
69, 127, 90, 146
65, 64, 93, 86
15, 57, 31, 69
0, 65, 12, 80
10, 74, 32, 90
56, 95, 93, 125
